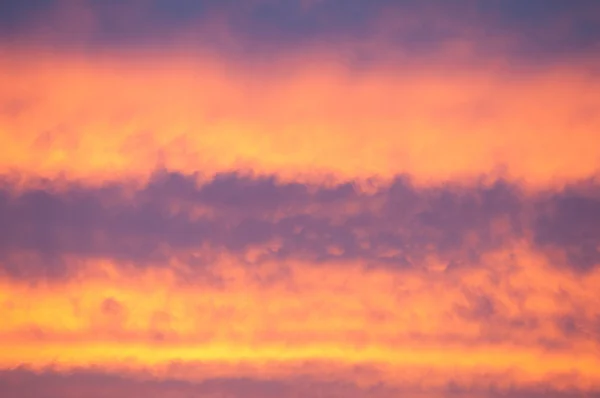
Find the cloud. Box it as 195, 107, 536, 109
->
1, 173, 600, 390
534, 183, 600, 269
1, 0, 599, 62
1, 243, 600, 391
4, 368, 600, 398
2, 2, 599, 395
2, 50, 599, 186
0, 172, 520, 276
1, 171, 600, 278
1, 365, 600, 398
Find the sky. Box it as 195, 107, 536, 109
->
1, 1, 600, 397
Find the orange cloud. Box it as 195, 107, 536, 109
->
1, 243, 599, 391
1, 49, 599, 187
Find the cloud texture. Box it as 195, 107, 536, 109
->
1, 1, 600, 397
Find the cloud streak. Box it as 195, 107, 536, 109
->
2, 172, 600, 276
4, 368, 600, 398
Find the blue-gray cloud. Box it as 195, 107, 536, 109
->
1, 0, 598, 64
534, 184, 600, 269
1, 368, 599, 398
0, 171, 598, 278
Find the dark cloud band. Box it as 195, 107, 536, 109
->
0, 171, 598, 278
1, 0, 599, 64
2, 368, 599, 398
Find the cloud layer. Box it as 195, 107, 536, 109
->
1, 172, 599, 276
1, 173, 600, 395
2, 0, 599, 62
2, 1, 600, 397
2, 51, 599, 186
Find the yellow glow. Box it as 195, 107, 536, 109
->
1, 243, 599, 388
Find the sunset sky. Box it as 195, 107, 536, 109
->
1, 1, 600, 397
